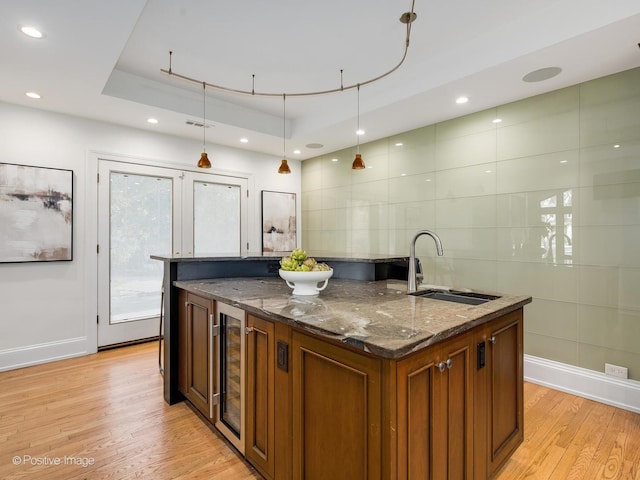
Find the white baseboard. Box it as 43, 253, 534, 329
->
524, 354, 640, 414
0, 337, 90, 372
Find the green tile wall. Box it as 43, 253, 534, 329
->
301, 67, 640, 381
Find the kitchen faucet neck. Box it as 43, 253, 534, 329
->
408, 229, 443, 293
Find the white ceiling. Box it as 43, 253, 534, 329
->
2, 0, 640, 160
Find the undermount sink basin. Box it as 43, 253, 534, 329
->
409, 289, 500, 305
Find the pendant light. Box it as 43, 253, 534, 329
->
197, 81, 212, 168
278, 93, 291, 174
352, 84, 365, 170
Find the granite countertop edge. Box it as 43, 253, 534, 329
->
174, 277, 532, 360
152, 254, 408, 263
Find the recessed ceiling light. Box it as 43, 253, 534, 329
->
613, 144, 621, 148
425, 178, 432, 182
559, 160, 568, 164
25, 92, 41, 99
331, 158, 338, 162
395, 143, 403, 147
522, 67, 562, 83
401, 173, 407, 177
356, 129, 365, 136
455, 96, 469, 104
306, 143, 323, 149
20, 25, 44, 39
485, 170, 492, 174
293, 149, 301, 155
240, 137, 248, 143
147, 118, 158, 124
492, 118, 502, 124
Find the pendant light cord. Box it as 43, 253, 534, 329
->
202, 81, 206, 152
282, 93, 286, 159
356, 84, 360, 154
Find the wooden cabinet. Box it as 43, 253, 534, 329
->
475, 310, 524, 478
397, 331, 475, 479
176, 286, 524, 480
291, 331, 382, 480
245, 316, 293, 480
245, 314, 276, 479
177, 290, 215, 420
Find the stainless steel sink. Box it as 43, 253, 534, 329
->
409, 289, 500, 305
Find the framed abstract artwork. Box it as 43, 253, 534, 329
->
0, 162, 73, 263
261, 190, 296, 255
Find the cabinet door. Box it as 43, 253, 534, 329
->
397, 345, 439, 479
440, 332, 474, 480
486, 310, 523, 476
245, 315, 275, 479
292, 331, 382, 480
398, 332, 474, 480
181, 292, 215, 419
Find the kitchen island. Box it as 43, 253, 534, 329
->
154, 256, 531, 479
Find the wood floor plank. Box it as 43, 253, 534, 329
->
1, 341, 638, 479
494, 384, 639, 480
550, 400, 615, 480
0, 343, 261, 480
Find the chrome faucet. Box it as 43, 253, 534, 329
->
408, 229, 444, 293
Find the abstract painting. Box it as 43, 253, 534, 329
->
0, 163, 73, 262
261, 190, 296, 255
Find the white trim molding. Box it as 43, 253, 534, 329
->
0, 337, 89, 372
524, 354, 640, 414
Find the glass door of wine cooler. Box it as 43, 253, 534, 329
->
216, 302, 245, 453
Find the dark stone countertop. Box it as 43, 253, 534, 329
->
151, 254, 408, 263
174, 277, 531, 359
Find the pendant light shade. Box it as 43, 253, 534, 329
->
278, 94, 291, 174
278, 159, 291, 174
352, 84, 365, 170
352, 153, 365, 170
198, 81, 212, 168
198, 152, 211, 168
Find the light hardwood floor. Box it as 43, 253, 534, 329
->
0, 341, 638, 479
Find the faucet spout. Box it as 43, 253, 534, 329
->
408, 229, 444, 293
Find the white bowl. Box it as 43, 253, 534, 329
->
278, 269, 333, 296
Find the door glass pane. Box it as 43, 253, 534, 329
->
194, 181, 240, 256
110, 172, 171, 323
221, 313, 242, 437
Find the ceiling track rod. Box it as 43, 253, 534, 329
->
160, 3, 417, 98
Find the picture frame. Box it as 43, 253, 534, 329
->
0, 162, 73, 263
261, 190, 296, 255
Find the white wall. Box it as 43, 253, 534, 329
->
0, 101, 300, 370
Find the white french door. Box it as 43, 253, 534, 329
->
97, 160, 247, 347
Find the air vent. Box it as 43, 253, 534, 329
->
186, 120, 213, 128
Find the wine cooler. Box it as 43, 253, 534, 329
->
215, 302, 246, 453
